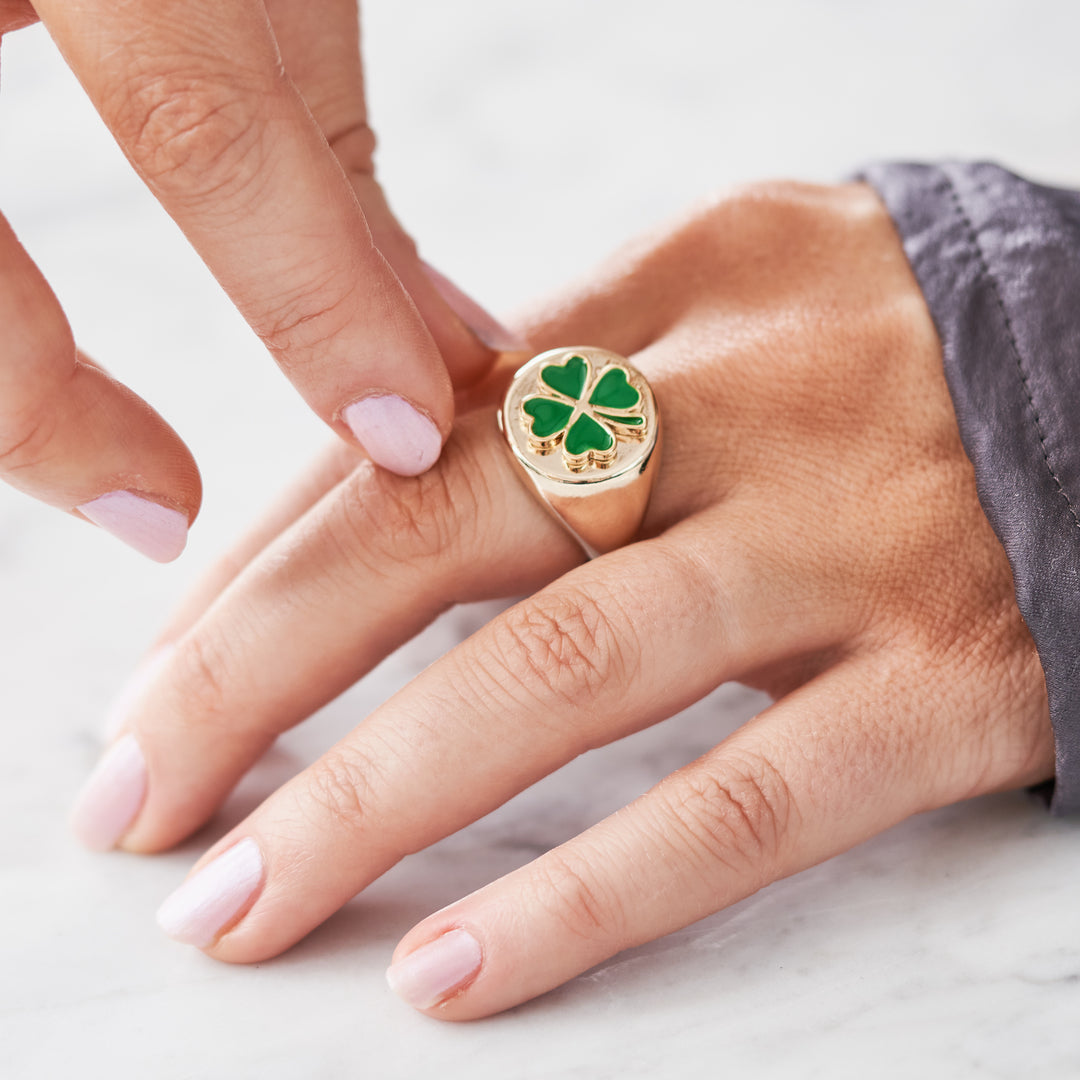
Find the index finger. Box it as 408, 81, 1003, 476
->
36, 0, 451, 476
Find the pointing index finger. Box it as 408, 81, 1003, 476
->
36, 0, 451, 475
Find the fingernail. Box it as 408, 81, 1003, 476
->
103, 645, 175, 741
70, 733, 147, 851
421, 260, 530, 352
342, 395, 443, 477
156, 838, 264, 948
386, 928, 483, 1009
77, 491, 188, 563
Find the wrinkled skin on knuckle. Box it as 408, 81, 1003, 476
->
335, 437, 485, 573
0, 400, 61, 477
486, 585, 631, 719
303, 744, 384, 833
106, 65, 273, 200
658, 753, 796, 884
529, 848, 626, 947
0, 340, 76, 477
253, 268, 371, 363
168, 629, 242, 738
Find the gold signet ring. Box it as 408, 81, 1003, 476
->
498, 347, 661, 558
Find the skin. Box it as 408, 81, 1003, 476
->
99, 180, 1055, 1019
0, 0, 499, 526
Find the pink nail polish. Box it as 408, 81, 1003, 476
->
70, 734, 147, 851
421, 260, 530, 352
77, 491, 188, 563
156, 838, 264, 948
103, 646, 175, 741
342, 395, 443, 477
386, 928, 483, 1009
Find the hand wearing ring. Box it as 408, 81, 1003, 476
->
73, 181, 1053, 1020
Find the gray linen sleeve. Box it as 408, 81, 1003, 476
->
857, 161, 1080, 814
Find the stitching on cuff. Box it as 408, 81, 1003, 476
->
942, 169, 1080, 532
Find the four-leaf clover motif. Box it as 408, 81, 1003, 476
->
520, 354, 647, 470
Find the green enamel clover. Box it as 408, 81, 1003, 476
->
520, 354, 647, 470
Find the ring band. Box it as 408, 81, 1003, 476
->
498, 346, 661, 558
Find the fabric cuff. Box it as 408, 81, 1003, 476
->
858, 161, 1080, 814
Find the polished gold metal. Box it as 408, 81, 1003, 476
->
499, 346, 661, 558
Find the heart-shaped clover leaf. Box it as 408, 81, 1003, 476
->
521, 355, 647, 470
540, 354, 589, 400
588, 367, 641, 411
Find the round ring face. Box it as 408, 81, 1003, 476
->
500, 347, 660, 486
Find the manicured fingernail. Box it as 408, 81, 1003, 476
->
70, 733, 147, 852
103, 646, 175, 741
342, 395, 443, 477
386, 928, 483, 1009
421, 260, 530, 352
77, 491, 188, 563
156, 838, 264, 948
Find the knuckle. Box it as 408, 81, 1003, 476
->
660, 754, 796, 877
0, 340, 76, 476
530, 849, 624, 946
335, 438, 483, 570
305, 745, 382, 830
168, 630, 235, 736
253, 276, 358, 361
107, 67, 271, 196
488, 584, 630, 713
0, 399, 60, 475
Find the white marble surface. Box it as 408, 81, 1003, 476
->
2, 2, 1080, 1076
